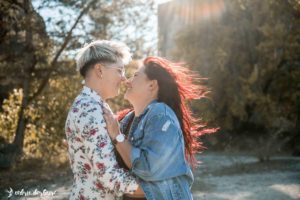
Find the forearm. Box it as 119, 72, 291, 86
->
102, 108, 134, 169
115, 139, 133, 169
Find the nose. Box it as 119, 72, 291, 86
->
120, 68, 126, 80
120, 71, 127, 81
125, 78, 132, 86
121, 75, 126, 81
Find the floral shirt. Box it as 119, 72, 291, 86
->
65, 86, 138, 200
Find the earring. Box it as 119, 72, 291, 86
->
98, 69, 102, 79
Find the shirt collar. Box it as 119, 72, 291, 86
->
81, 86, 104, 104
136, 99, 157, 118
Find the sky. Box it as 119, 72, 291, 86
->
31, 0, 173, 32
32, 0, 172, 56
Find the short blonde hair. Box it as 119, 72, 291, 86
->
75, 40, 131, 76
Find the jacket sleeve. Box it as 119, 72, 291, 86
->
130, 113, 182, 181
75, 101, 138, 196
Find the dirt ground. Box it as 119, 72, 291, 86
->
192, 152, 300, 200
1, 151, 299, 200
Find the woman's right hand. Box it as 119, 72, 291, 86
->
103, 105, 134, 169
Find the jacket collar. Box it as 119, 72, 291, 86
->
136, 99, 158, 118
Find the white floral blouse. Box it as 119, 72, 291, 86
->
65, 86, 138, 200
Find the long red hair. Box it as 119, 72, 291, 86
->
143, 56, 216, 167
117, 56, 216, 167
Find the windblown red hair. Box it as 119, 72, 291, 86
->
143, 56, 216, 167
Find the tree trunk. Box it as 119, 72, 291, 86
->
0, 0, 95, 169
13, 76, 30, 155
0, 0, 34, 169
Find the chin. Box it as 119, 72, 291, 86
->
124, 92, 129, 100
107, 91, 118, 99
113, 91, 119, 97
124, 92, 132, 101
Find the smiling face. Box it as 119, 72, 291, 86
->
99, 60, 126, 99
124, 66, 154, 103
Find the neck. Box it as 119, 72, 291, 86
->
133, 98, 156, 117
85, 79, 107, 101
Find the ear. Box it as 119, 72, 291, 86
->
149, 80, 158, 91
94, 63, 103, 78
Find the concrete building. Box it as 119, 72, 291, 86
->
158, 0, 225, 59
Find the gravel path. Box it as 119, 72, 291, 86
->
192, 152, 300, 200
2, 152, 300, 200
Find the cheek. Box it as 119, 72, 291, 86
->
104, 73, 120, 84
133, 80, 148, 92
132, 79, 141, 89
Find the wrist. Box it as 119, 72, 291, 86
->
111, 132, 120, 140
112, 132, 125, 145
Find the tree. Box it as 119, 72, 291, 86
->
0, 0, 51, 167
173, 0, 300, 157
0, 0, 155, 168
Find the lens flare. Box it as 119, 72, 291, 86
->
160, 0, 225, 26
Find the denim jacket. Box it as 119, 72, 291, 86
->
120, 100, 194, 200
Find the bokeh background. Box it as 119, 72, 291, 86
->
0, 0, 299, 199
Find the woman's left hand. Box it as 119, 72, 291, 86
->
102, 106, 121, 139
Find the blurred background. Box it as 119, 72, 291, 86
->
0, 0, 299, 199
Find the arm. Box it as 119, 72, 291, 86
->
103, 107, 133, 169
130, 114, 181, 180
104, 109, 181, 181
115, 139, 133, 168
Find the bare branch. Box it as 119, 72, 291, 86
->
28, 0, 97, 103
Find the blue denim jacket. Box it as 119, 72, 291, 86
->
120, 100, 194, 200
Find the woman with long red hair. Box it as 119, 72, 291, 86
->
103, 56, 212, 200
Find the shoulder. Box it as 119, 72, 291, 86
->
75, 94, 101, 107
147, 102, 176, 119
144, 102, 181, 133
70, 94, 103, 116
146, 102, 179, 127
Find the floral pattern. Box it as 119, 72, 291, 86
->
65, 86, 138, 200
